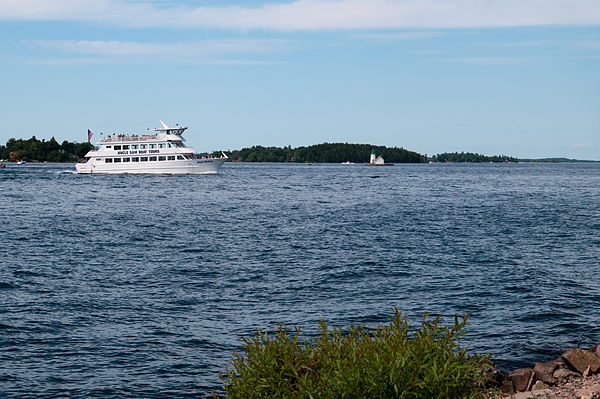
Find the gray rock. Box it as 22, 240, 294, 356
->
562, 348, 600, 374
512, 392, 534, 399
510, 389, 552, 399
531, 380, 549, 391
548, 356, 568, 369
531, 389, 552, 399
553, 367, 581, 382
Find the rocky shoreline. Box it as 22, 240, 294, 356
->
487, 345, 600, 398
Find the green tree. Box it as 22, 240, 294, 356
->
0, 136, 92, 162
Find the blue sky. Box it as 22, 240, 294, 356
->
1, 0, 599, 159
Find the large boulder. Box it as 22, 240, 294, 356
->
533, 361, 558, 385
561, 348, 600, 374
509, 368, 534, 392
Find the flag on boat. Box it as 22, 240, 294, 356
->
88, 129, 93, 143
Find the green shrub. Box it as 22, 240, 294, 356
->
217, 309, 492, 398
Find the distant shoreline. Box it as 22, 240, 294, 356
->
2, 160, 599, 165
1, 138, 598, 163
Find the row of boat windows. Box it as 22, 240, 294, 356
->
105, 143, 179, 150
103, 155, 189, 163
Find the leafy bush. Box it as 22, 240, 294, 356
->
217, 310, 491, 398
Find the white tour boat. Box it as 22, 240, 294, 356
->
75, 121, 227, 174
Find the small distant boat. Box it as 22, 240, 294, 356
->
0, 163, 6, 168
366, 149, 393, 166
16, 160, 26, 165
341, 161, 354, 164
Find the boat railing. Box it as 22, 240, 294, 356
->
98, 134, 160, 143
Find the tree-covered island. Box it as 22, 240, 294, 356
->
430, 152, 519, 163
221, 143, 426, 163
217, 145, 518, 163
0, 136, 92, 162
1, 137, 527, 163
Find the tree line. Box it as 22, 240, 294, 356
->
1, 137, 519, 164
0, 136, 93, 162
222, 143, 426, 163
430, 152, 518, 163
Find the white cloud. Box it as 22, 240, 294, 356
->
27, 39, 289, 56
20, 39, 289, 64
498, 39, 600, 48
0, 0, 599, 30
350, 31, 444, 41
443, 56, 541, 65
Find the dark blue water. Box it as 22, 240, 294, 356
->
1, 162, 599, 397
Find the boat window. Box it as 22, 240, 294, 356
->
177, 155, 184, 160
149, 156, 157, 161
122, 145, 129, 150
167, 155, 175, 160
105, 145, 111, 148
158, 144, 165, 148
149, 144, 157, 149
167, 143, 172, 148
114, 158, 121, 163
105, 158, 112, 163
96, 158, 101, 161
140, 157, 148, 162
132, 157, 139, 162
158, 156, 166, 161
122, 158, 130, 162
131, 145, 138, 150
114, 145, 121, 150
140, 144, 147, 149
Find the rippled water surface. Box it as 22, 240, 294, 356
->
1, 162, 599, 397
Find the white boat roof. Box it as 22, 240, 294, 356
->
154, 120, 187, 134
96, 121, 188, 143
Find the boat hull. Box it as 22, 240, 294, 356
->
75, 158, 227, 175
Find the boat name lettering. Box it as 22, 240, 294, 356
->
149, 150, 160, 154
129, 151, 137, 154
138, 150, 147, 154
117, 151, 128, 155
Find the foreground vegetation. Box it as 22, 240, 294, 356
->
0, 136, 92, 162
218, 310, 492, 398
224, 143, 426, 163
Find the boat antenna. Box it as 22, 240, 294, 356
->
159, 120, 169, 129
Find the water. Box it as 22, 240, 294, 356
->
1, 162, 599, 397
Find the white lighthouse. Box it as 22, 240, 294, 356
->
369, 149, 376, 164
367, 149, 393, 166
